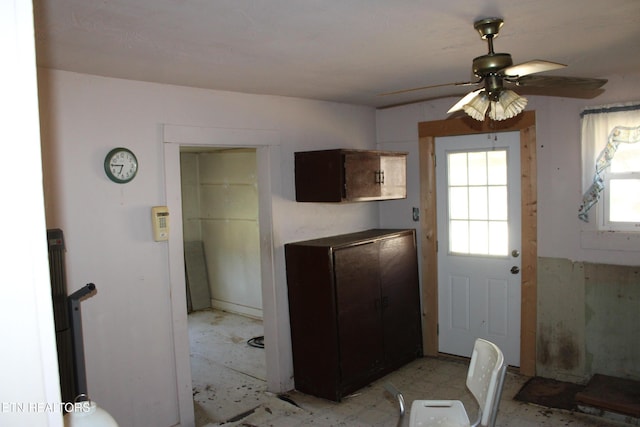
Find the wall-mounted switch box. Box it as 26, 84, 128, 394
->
152, 206, 170, 241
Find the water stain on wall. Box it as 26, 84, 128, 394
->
584, 262, 640, 379
557, 333, 580, 370
538, 325, 551, 366
538, 257, 639, 383
537, 324, 580, 371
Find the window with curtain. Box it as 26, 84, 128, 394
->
579, 102, 640, 231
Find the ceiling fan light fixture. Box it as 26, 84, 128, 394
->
488, 89, 528, 120
458, 89, 527, 121
383, 17, 607, 112
462, 91, 490, 121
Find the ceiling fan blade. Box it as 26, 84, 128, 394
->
379, 80, 481, 96
515, 75, 608, 90
447, 88, 485, 114
511, 85, 605, 99
503, 60, 566, 78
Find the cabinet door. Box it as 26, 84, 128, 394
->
294, 150, 344, 202
380, 155, 407, 199
379, 233, 422, 366
333, 242, 384, 384
343, 152, 382, 200
344, 152, 407, 201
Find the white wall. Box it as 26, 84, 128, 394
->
376, 72, 640, 266
38, 69, 378, 427
0, 1, 62, 426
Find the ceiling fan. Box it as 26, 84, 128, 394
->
382, 17, 608, 120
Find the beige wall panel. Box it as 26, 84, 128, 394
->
199, 151, 257, 185
202, 219, 261, 309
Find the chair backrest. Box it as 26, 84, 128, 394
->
465, 338, 506, 427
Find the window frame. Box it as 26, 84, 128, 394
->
579, 104, 640, 251
595, 130, 640, 232
601, 171, 640, 232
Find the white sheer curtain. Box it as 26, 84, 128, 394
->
579, 102, 640, 222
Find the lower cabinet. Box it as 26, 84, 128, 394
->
284, 229, 423, 401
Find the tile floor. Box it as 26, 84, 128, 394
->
189, 309, 630, 427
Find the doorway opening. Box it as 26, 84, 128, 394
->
179, 147, 267, 425
163, 124, 283, 426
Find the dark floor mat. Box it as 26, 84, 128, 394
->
514, 376, 585, 411
575, 374, 640, 418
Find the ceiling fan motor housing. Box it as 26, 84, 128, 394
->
473, 53, 513, 99
472, 53, 513, 77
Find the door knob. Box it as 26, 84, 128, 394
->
511, 249, 520, 258
510, 266, 520, 274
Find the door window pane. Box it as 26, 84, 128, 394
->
448, 153, 468, 186
447, 150, 509, 256
487, 151, 507, 185
449, 187, 469, 220
488, 187, 508, 220
469, 187, 488, 220
468, 152, 488, 185
450, 220, 470, 253
469, 221, 488, 254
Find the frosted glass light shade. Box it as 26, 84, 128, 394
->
462, 91, 490, 121
456, 89, 527, 121
488, 90, 528, 121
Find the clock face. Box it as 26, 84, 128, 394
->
104, 148, 138, 183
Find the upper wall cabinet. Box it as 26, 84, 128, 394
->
294, 149, 407, 202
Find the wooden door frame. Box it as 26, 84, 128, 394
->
418, 111, 537, 376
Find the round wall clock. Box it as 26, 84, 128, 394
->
104, 147, 138, 183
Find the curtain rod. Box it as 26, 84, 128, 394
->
580, 102, 640, 118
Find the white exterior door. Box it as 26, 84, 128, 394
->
436, 132, 522, 366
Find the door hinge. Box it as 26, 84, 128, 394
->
437, 323, 439, 336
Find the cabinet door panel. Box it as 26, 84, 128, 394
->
344, 152, 382, 200
294, 150, 344, 202
379, 233, 422, 365
380, 155, 407, 199
334, 243, 383, 382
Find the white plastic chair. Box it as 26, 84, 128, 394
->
408, 339, 507, 427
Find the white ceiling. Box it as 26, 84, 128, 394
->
32, 0, 640, 108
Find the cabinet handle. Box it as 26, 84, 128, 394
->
374, 170, 385, 184
381, 296, 389, 310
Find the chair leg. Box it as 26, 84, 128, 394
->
384, 382, 405, 421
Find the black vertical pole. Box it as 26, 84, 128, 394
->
68, 283, 96, 399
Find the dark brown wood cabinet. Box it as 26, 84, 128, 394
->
294, 149, 407, 202
285, 229, 422, 401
